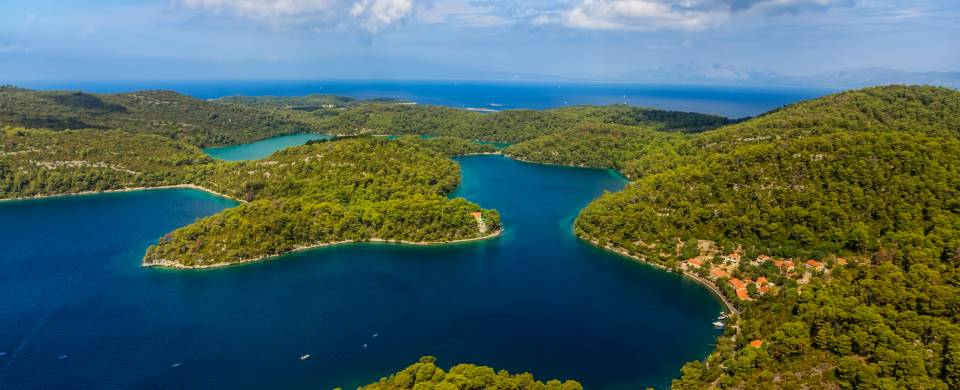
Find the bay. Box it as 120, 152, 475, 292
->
0, 153, 725, 389
204, 134, 333, 161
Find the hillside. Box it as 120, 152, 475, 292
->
0, 127, 210, 198
688, 85, 960, 151
0, 87, 322, 147
289, 101, 731, 143
569, 85, 960, 388
218, 95, 732, 142
504, 123, 681, 172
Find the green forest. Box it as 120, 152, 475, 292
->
0, 128, 211, 197
147, 137, 500, 267
309, 103, 731, 143
0, 86, 729, 149
360, 356, 582, 390
567, 85, 960, 389
0, 87, 323, 147
503, 123, 681, 172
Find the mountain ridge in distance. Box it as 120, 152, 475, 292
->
557, 64, 960, 89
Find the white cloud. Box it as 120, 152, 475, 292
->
563, 0, 728, 30
351, 0, 414, 32
552, 0, 855, 31
176, 0, 416, 33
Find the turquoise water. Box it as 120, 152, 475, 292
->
476, 140, 513, 149
203, 133, 332, 161
0, 155, 724, 389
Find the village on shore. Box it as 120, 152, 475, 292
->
680, 241, 851, 303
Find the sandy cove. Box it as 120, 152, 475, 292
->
143, 228, 504, 269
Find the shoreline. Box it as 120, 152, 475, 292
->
0, 184, 244, 204
582, 235, 739, 316
143, 228, 504, 269
455, 151, 502, 157
501, 154, 630, 176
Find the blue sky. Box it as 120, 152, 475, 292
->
0, 0, 957, 81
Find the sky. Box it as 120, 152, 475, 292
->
0, 0, 957, 81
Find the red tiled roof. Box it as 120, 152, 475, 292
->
774, 260, 795, 270
750, 339, 763, 348
711, 268, 730, 278
729, 278, 746, 290
806, 259, 824, 268
736, 289, 750, 300
756, 277, 768, 285
687, 258, 703, 268
470, 211, 483, 218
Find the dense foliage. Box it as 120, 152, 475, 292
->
1, 86, 731, 149
0, 87, 322, 147
361, 356, 583, 390
0, 128, 210, 198
146, 137, 500, 267
504, 123, 681, 171
215, 94, 361, 109
396, 136, 498, 156
309, 103, 731, 143
571, 85, 960, 388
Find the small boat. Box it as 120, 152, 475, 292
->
170, 363, 181, 368
712, 321, 724, 327
0, 351, 7, 356
362, 344, 368, 348
300, 354, 311, 361
58, 354, 69, 359
371, 333, 378, 338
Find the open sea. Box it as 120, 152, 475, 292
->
18, 80, 832, 118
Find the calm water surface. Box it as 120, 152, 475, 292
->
204, 134, 333, 161
0, 154, 724, 389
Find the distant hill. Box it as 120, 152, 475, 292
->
595, 64, 960, 89
0, 87, 323, 147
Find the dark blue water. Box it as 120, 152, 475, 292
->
19, 80, 830, 118
204, 134, 333, 161
0, 155, 724, 389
